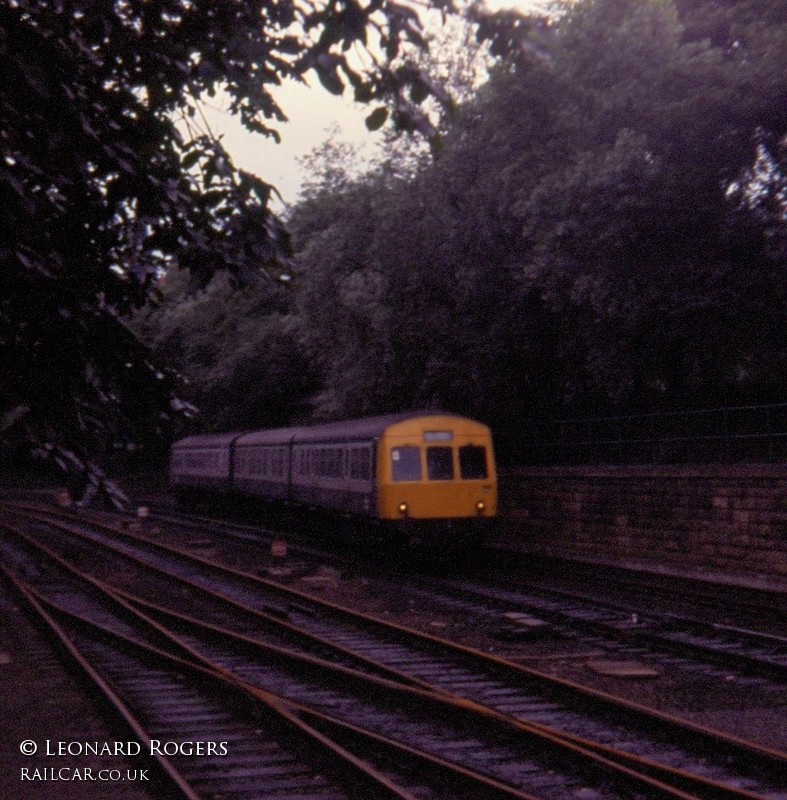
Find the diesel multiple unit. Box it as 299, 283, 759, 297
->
170, 412, 497, 544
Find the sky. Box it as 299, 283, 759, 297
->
192, 0, 554, 207
193, 79, 380, 207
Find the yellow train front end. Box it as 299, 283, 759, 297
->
376, 414, 497, 547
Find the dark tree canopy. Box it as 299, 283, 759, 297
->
133, 265, 319, 431
0, 0, 452, 502
8, 0, 787, 490
285, 0, 787, 458
140, 0, 787, 464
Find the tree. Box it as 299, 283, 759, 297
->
510, 0, 787, 409
289, 0, 787, 459
133, 267, 319, 431
0, 0, 453, 503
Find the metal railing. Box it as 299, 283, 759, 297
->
541, 402, 787, 465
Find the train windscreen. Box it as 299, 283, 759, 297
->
459, 445, 488, 479
392, 446, 421, 481
426, 446, 454, 480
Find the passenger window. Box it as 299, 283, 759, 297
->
391, 446, 421, 481
427, 447, 454, 480
459, 445, 488, 479
351, 447, 372, 480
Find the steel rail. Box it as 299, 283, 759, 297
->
29, 592, 548, 800
115, 585, 782, 800
490, 551, 787, 619
149, 502, 787, 673
9, 506, 443, 692
0, 565, 429, 800
0, 563, 200, 800
6, 500, 784, 792
148, 501, 787, 680
431, 576, 787, 682
0, 518, 704, 800
6, 504, 787, 797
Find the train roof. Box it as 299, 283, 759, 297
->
173, 412, 484, 451
234, 426, 298, 446
171, 431, 242, 449
235, 411, 470, 446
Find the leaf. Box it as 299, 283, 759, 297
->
365, 106, 389, 131
315, 59, 344, 95
409, 78, 429, 105
314, 53, 344, 95
182, 151, 201, 170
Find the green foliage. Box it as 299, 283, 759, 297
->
511, 0, 787, 409
116, 0, 787, 468
133, 268, 318, 431
0, 0, 454, 499
288, 0, 787, 459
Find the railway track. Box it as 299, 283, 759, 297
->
0, 516, 685, 800
2, 567, 507, 800
131, 503, 787, 687
416, 576, 787, 684
507, 555, 787, 628
1, 499, 786, 800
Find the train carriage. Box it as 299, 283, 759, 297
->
169, 431, 240, 497
372, 413, 496, 524
289, 418, 377, 517
233, 427, 293, 501
170, 412, 497, 547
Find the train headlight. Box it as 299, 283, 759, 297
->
476, 500, 486, 515
398, 502, 408, 516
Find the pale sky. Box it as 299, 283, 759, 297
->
193, 0, 553, 206
194, 80, 381, 206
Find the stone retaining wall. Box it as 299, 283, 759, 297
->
495, 466, 787, 583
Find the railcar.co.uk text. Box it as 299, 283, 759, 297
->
18, 739, 228, 781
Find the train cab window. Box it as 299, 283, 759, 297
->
459, 445, 488, 479
391, 446, 421, 481
427, 446, 454, 480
